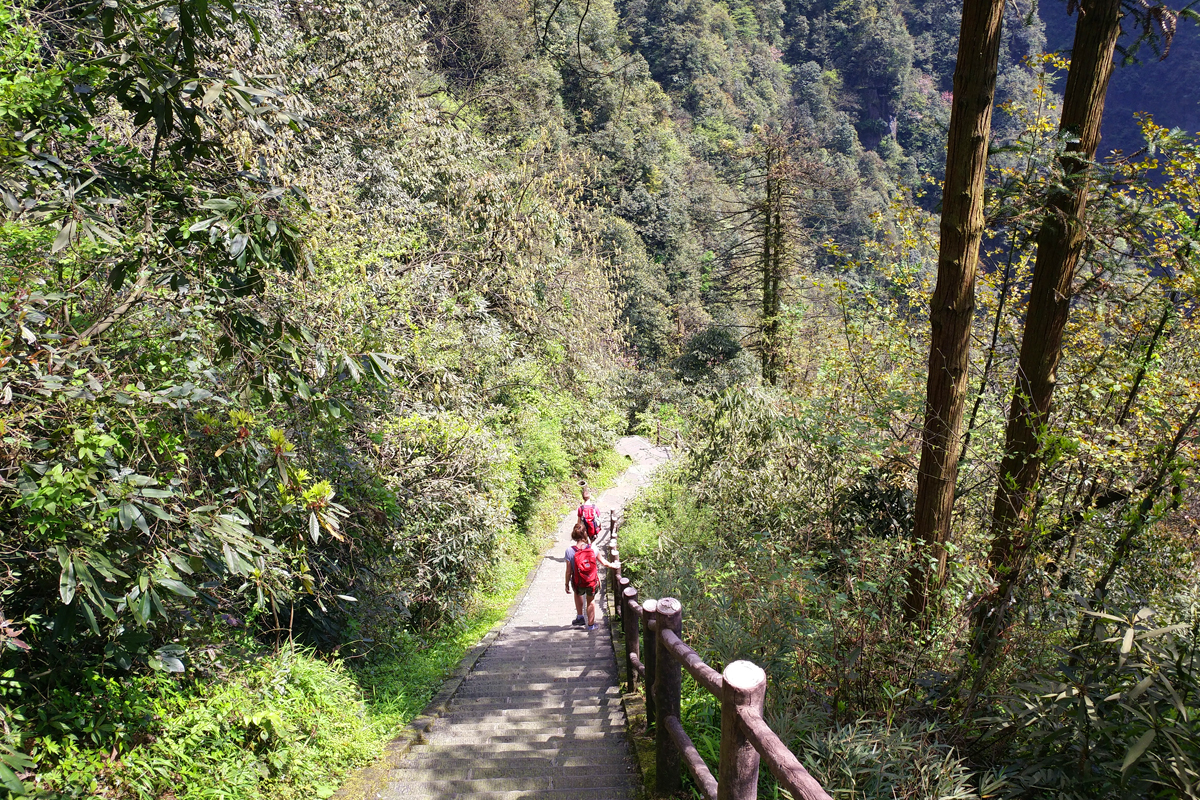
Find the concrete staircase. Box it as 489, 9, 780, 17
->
370, 489, 655, 798
379, 625, 636, 798
348, 438, 672, 800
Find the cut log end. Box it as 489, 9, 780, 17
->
723, 660, 766, 692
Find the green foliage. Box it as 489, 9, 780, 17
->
1, 0, 635, 792
673, 326, 744, 384
799, 721, 988, 800
1, 0, 1195, 794
987, 602, 1200, 799
511, 413, 573, 532
22, 647, 376, 799
833, 466, 913, 541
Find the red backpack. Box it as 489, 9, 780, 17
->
572, 545, 599, 590
579, 503, 600, 540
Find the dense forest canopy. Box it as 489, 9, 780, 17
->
1, 0, 1198, 796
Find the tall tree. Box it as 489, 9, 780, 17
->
971, 0, 1125, 655
904, 0, 1008, 617
760, 131, 788, 385
710, 127, 840, 385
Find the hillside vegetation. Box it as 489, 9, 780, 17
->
1, 0, 1199, 797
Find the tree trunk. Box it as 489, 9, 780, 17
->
761, 143, 784, 386
972, 0, 1124, 655
761, 190, 774, 384
904, 0, 1007, 617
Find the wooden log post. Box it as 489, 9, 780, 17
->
622, 586, 640, 693
642, 598, 658, 727
617, 575, 630, 623
655, 597, 683, 794
610, 510, 619, 618
718, 661, 768, 800
610, 547, 621, 617
612, 563, 621, 621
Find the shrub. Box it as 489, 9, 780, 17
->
511, 413, 572, 531
798, 721, 982, 800
985, 602, 1200, 800
24, 647, 377, 800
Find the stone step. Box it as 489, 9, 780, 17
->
445, 703, 624, 718
429, 713, 624, 728
388, 763, 635, 781
455, 675, 620, 684
450, 685, 616, 699
457, 670, 619, 680
421, 728, 621, 746
378, 788, 636, 800
468, 661, 615, 670
454, 680, 620, 692
385, 774, 636, 794
411, 739, 629, 757
440, 710, 626, 726
449, 695, 625, 710
454, 679, 619, 690
396, 753, 633, 777
421, 724, 626, 742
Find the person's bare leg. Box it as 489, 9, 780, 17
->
586, 594, 597, 625
574, 592, 584, 616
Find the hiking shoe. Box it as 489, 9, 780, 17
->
572, 615, 585, 626
587, 623, 597, 631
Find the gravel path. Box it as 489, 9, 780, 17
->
373, 436, 670, 799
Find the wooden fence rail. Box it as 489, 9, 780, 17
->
603, 511, 833, 800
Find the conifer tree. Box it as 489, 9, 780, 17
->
906, 0, 1008, 616
972, 0, 1126, 657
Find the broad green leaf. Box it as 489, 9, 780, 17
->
342, 354, 362, 382
1122, 728, 1156, 772
1127, 673, 1156, 702
0, 762, 25, 795
159, 655, 185, 673
118, 501, 134, 531
80, 600, 100, 636
168, 552, 195, 575
131, 592, 151, 626
140, 503, 174, 521
202, 80, 225, 105
59, 557, 76, 605
52, 220, 75, 253
158, 578, 195, 598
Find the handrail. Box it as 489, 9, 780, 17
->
736, 706, 833, 800
605, 516, 833, 800
660, 628, 723, 697
665, 714, 718, 800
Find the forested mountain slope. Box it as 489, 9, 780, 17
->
1040, 0, 1200, 156
1, 0, 1198, 797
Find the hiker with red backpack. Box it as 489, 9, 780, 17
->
578, 487, 602, 542
565, 521, 616, 630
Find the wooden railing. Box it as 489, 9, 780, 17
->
604, 511, 833, 800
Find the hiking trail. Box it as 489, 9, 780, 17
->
343, 435, 671, 799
